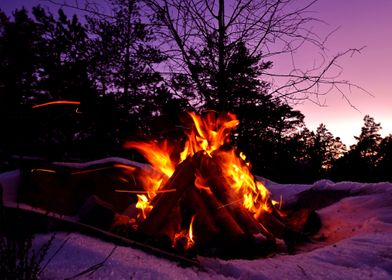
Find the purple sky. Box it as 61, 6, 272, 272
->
1, 0, 391, 146
293, 0, 392, 145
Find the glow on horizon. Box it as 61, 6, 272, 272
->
292, 0, 392, 146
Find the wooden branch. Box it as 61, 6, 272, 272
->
139, 156, 196, 237
182, 187, 221, 245
205, 175, 268, 237
155, 205, 181, 249
197, 152, 270, 237
198, 187, 245, 238
255, 209, 287, 240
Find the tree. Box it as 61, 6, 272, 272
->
334, 115, 382, 182
313, 123, 346, 172
85, 0, 184, 142
377, 135, 392, 181
0, 8, 47, 156
143, 0, 363, 109
0, 7, 101, 159
352, 115, 382, 166
33, 7, 94, 102
0, 8, 42, 110
86, 0, 165, 100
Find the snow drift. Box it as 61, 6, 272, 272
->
1, 167, 392, 279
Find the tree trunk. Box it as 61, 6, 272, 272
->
217, 0, 226, 110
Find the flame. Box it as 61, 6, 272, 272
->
124, 111, 275, 236
181, 112, 239, 159
173, 215, 196, 250
124, 140, 175, 178
194, 171, 211, 191
189, 215, 195, 244
123, 140, 177, 218
183, 112, 271, 216
136, 194, 153, 219
181, 112, 272, 218
213, 150, 271, 215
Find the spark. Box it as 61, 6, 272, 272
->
32, 100, 80, 109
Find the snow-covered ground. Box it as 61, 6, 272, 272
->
1, 168, 392, 279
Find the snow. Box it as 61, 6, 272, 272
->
53, 157, 150, 170
1, 162, 392, 280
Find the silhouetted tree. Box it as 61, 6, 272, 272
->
354, 115, 382, 162
0, 8, 41, 110
143, 0, 364, 108
310, 124, 346, 176
86, 0, 165, 100
0, 8, 46, 156
0, 7, 99, 159
333, 115, 382, 182
85, 0, 183, 144
377, 135, 392, 181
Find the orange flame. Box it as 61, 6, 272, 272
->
124, 140, 176, 178
136, 194, 153, 219
173, 215, 196, 250
198, 149, 271, 215
180, 112, 239, 159
189, 215, 196, 244
125, 111, 273, 227
123, 140, 176, 219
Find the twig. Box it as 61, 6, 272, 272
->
297, 264, 310, 279
217, 198, 242, 209
64, 245, 117, 280
38, 234, 70, 276
115, 189, 176, 194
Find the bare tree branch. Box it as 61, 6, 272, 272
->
140, 0, 368, 108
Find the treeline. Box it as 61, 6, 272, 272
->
0, 3, 391, 183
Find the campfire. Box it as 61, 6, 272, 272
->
113, 111, 313, 258
19, 111, 318, 260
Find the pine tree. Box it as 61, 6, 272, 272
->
86, 0, 165, 102
352, 115, 382, 166
312, 124, 346, 172
375, 134, 392, 181
336, 115, 382, 182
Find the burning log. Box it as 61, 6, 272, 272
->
255, 208, 288, 240
155, 205, 181, 250
197, 152, 271, 237
195, 188, 245, 239
205, 175, 267, 236
139, 156, 196, 237
181, 187, 221, 244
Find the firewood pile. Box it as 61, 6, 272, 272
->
18, 112, 320, 259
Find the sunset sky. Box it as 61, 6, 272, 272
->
1, 0, 391, 146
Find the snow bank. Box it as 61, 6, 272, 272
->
1, 164, 392, 279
